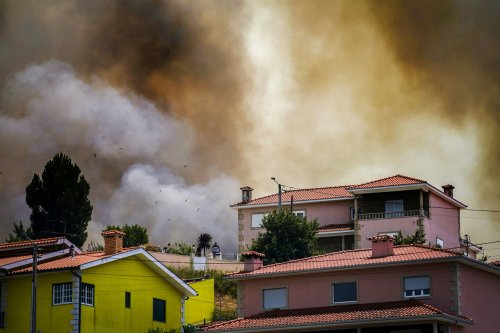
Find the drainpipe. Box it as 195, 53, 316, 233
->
70, 270, 82, 333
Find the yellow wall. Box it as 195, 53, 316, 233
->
1, 257, 186, 333
2, 271, 75, 333
81, 258, 184, 333
184, 279, 214, 325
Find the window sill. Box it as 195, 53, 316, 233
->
332, 301, 358, 305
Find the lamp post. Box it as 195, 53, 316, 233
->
271, 177, 283, 208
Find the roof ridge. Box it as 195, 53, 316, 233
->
350, 174, 427, 188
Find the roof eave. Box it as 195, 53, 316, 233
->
206, 314, 473, 332
80, 248, 197, 296
225, 256, 464, 280
231, 197, 353, 210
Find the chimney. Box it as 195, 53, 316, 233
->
442, 184, 455, 198
101, 229, 126, 255
240, 186, 254, 204
369, 235, 394, 258
241, 251, 265, 272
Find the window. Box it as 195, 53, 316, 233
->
125, 291, 131, 308
251, 213, 267, 228
404, 276, 430, 298
350, 207, 362, 220
263, 288, 287, 310
385, 200, 404, 217
81, 283, 94, 306
292, 210, 306, 218
153, 298, 166, 322
53, 283, 72, 305
332, 282, 357, 303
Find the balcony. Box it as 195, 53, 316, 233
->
358, 210, 429, 220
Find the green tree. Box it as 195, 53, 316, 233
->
5, 220, 33, 242
393, 229, 427, 246
197, 233, 213, 257
25, 153, 92, 247
251, 208, 320, 264
104, 224, 149, 247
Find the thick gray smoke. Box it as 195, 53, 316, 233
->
0, 61, 238, 251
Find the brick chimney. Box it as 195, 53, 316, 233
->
369, 235, 394, 258
442, 184, 455, 198
102, 229, 126, 255
240, 186, 254, 204
241, 251, 265, 272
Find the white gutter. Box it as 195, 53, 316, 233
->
317, 230, 354, 238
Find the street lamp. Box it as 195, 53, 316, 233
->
271, 177, 283, 208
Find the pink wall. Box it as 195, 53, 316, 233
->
459, 265, 500, 333
239, 263, 455, 317
239, 200, 354, 250
359, 217, 420, 248
425, 194, 461, 250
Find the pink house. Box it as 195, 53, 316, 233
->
232, 175, 474, 256
204, 236, 500, 332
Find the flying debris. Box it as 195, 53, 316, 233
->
184, 164, 188, 168
93, 153, 97, 158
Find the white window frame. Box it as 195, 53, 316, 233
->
251, 213, 267, 228
262, 287, 287, 310
292, 210, 306, 218
81, 283, 94, 306
403, 276, 430, 298
53, 282, 73, 305
332, 281, 358, 304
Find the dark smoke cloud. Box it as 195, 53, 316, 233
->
366, 0, 500, 208
0, 0, 248, 252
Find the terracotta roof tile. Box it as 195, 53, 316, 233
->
0, 237, 64, 250
203, 300, 473, 331
232, 186, 353, 207
0, 254, 32, 266
228, 245, 461, 278
489, 260, 500, 267
318, 224, 354, 233
348, 174, 426, 190
241, 251, 265, 258
10, 252, 107, 274
232, 175, 432, 207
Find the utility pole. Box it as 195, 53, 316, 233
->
271, 177, 283, 208
31, 245, 39, 333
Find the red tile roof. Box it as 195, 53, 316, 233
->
202, 300, 473, 331
227, 245, 461, 278
0, 237, 64, 250
348, 175, 426, 190
231, 186, 353, 207
0, 254, 32, 266
318, 224, 354, 233
490, 260, 500, 267
10, 252, 108, 274
241, 251, 265, 258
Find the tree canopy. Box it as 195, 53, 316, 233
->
25, 153, 92, 247
251, 208, 320, 264
104, 224, 149, 247
5, 220, 33, 242
197, 233, 213, 256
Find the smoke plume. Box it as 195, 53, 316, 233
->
0, 1, 498, 256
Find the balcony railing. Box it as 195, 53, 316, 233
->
358, 210, 429, 220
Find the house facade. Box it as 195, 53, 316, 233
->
204, 236, 500, 333
0, 230, 197, 333
232, 175, 470, 255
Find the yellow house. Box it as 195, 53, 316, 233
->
184, 279, 215, 326
0, 230, 197, 333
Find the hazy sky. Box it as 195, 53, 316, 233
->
0, 1, 498, 257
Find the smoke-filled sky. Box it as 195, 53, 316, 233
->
0, 1, 498, 257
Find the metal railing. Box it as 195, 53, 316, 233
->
358, 210, 429, 220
